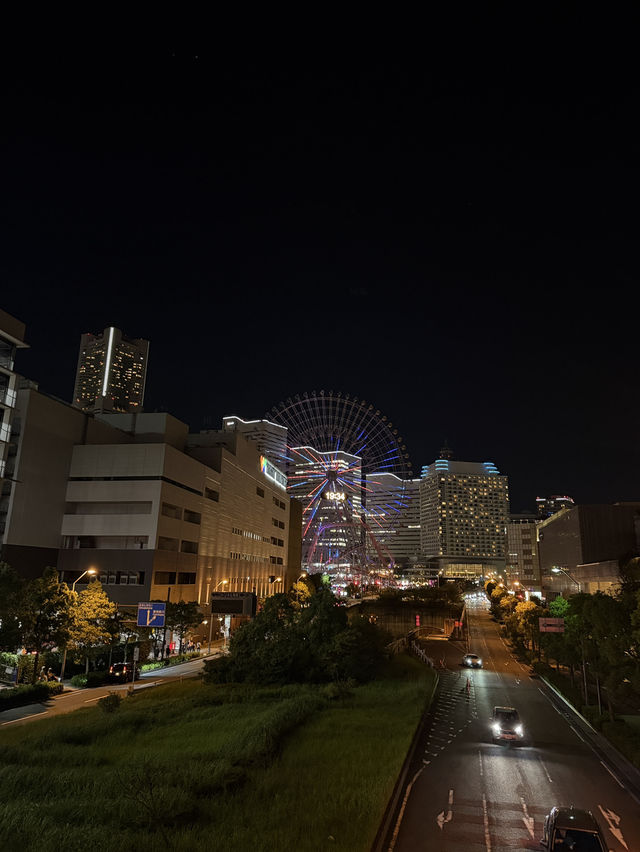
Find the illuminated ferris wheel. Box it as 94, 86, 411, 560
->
265, 391, 413, 575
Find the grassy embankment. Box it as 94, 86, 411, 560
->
0, 654, 435, 852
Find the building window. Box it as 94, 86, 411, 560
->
177, 572, 196, 584
184, 509, 202, 525
256, 486, 265, 498
161, 502, 182, 520
180, 540, 199, 555
205, 487, 219, 502
158, 536, 179, 551
278, 520, 285, 530
154, 571, 176, 584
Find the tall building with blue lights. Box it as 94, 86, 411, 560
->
419, 453, 510, 579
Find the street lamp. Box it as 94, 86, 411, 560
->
551, 566, 581, 592
296, 572, 307, 605
207, 580, 228, 653
551, 567, 588, 702
72, 567, 97, 591
60, 568, 98, 680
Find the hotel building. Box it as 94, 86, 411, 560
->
419, 457, 510, 579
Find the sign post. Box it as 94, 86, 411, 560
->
137, 602, 166, 628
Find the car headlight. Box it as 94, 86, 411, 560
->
515, 724, 523, 736
477, 659, 482, 665
491, 723, 501, 734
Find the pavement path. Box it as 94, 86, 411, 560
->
0, 651, 223, 728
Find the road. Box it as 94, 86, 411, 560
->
390, 595, 640, 851
0, 653, 215, 728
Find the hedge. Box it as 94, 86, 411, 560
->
0, 681, 63, 711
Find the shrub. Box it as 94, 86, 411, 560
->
70, 674, 88, 688
0, 683, 52, 710
140, 661, 165, 672
98, 692, 122, 713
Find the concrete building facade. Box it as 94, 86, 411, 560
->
0, 309, 28, 488
1, 388, 301, 605
537, 504, 640, 598
506, 512, 541, 593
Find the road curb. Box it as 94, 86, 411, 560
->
370, 665, 439, 852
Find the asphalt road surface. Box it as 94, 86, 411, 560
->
390, 595, 640, 851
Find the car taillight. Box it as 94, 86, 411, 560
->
109, 666, 114, 673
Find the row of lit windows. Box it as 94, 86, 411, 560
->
232, 527, 269, 542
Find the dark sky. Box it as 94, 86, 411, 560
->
2, 29, 639, 512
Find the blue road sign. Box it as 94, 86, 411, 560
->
137, 602, 166, 628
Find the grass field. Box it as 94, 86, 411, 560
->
0, 655, 435, 851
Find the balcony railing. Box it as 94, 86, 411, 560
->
0, 354, 15, 371
0, 387, 16, 408
0, 423, 11, 444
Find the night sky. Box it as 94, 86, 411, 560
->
2, 32, 639, 513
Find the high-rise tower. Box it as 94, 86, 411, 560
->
73, 326, 149, 414
419, 457, 510, 579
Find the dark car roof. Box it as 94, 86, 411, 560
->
466, 653, 479, 657
552, 807, 600, 831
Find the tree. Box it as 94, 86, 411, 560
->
67, 580, 117, 673
0, 562, 25, 652
165, 600, 202, 653
206, 586, 388, 685
290, 579, 313, 608
22, 567, 74, 683
515, 600, 542, 656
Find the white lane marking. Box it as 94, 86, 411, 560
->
598, 805, 628, 850
478, 750, 483, 777
437, 789, 454, 830
538, 756, 553, 783
482, 792, 492, 851
388, 766, 425, 852
520, 796, 535, 839
84, 696, 103, 703
600, 761, 624, 789
1, 710, 47, 725
569, 724, 586, 743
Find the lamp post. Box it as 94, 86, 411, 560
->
296, 572, 307, 606
551, 566, 587, 703
551, 566, 581, 592
60, 568, 97, 681
207, 579, 228, 653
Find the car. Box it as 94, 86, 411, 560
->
108, 662, 139, 683
490, 706, 525, 742
541, 806, 606, 850
462, 653, 483, 668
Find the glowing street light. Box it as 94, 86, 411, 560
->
60, 568, 98, 680
72, 567, 97, 591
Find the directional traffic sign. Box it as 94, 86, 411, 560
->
538, 617, 564, 633
137, 602, 166, 628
